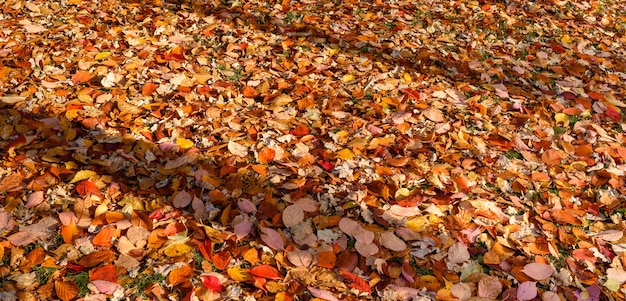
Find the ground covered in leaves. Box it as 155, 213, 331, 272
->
1, 0, 626, 300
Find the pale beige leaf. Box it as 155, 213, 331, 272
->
379, 232, 407, 251
282, 205, 304, 228
228, 140, 248, 157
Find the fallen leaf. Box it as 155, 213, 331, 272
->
250, 264, 282, 279
478, 276, 503, 299
282, 205, 304, 228
228, 140, 248, 157
168, 264, 192, 286
286, 249, 313, 267
522, 263, 555, 281
55, 280, 79, 301
24, 191, 44, 208
259, 226, 284, 251
517, 281, 538, 301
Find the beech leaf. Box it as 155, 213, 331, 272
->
522, 263, 555, 281
287, 249, 313, 267
259, 226, 284, 251
517, 281, 538, 301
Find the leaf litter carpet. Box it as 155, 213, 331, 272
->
1, 0, 626, 300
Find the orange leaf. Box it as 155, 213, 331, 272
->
55, 280, 79, 301
212, 251, 231, 271
250, 264, 282, 280
339, 269, 371, 293
251, 164, 268, 176
541, 149, 563, 166
574, 144, 593, 158
61, 222, 80, 244
77, 249, 115, 267
90, 264, 118, 283
142, 82, 158, 96
92, 226, 118, 247
588, 91, 604, 101
316, 251, 337, 269
168, 264, 193, 286
531, 172, 550, 182
551, 209, 581, 225
257, 147, 275, 164
72, 70, 92, 84
242, 86, 259, 98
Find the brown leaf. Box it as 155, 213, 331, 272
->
77, 250, 115, 267
89, 264, 118, 283
55, 280, 79, 301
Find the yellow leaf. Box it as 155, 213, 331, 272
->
329, 48, 340, 56
94, 51, 112, 60
77, 94, 93, 103
406, 216, 429, 232
342, 74, 355, 82
65, 109, 80, 119
336, 148, 354, 160
402, 72, 412, 82
227, 267, 252, 282
65, 161, 77, 170
162, 242, 193, 257
176, 138, 194, 149
561, 35, 572, 44
554, 113, 568, 124
70, 170, 97, 184
242, 248, 260, 265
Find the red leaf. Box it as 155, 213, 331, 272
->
202, 275, 224, 292
339, 269, 371, 294
76, 180, 100, 197
6, 135, 26, 149
318, 161, 334, 171
250, 264, 282, 280
605, 105, 622, 122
